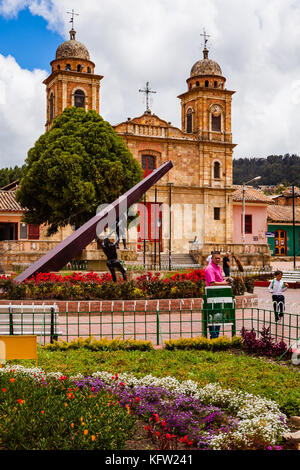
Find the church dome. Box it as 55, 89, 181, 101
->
55, 29, 90, 60
190, 48, 222, 77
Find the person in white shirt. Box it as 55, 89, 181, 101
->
206, 251, 213, 265
268, 270, 289, 322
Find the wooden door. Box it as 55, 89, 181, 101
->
274, 230, 287, 255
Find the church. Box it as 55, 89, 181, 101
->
43, 25, 236, 263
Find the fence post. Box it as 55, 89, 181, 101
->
9, 305, 13, 335
50, 307, 58, 343
156, 301, 160, 346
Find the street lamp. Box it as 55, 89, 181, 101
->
242, 176, 261, 243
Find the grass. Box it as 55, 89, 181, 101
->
8, 348, 300, 416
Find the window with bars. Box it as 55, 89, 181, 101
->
211, 114, 221, 132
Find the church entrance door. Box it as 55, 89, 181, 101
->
137, 202, 162, 252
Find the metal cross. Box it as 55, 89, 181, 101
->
139, 82, 157, 113
67, 9, 79, 29
200, 28, 211, 49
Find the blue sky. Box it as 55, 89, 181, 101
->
0, 8, 62, 71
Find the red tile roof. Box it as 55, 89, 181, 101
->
233, 185, 273, 204
267, 205, 300, 223
0, 191, 23, 212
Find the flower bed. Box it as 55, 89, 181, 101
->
0, 270, 256, 300
0, 365, 289, 450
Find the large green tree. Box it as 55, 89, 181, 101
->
16, 107, 143, 235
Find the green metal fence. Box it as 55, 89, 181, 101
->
0, 305, 299, 347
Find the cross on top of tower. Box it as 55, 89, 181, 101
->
139, 82, 157, 114
200, 28, 211, 59
67, 9, 79, 39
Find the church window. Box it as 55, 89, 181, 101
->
196, 81, 199, 87
87, 67, 91, 74
57, 65, 60, 70
65, 64, 71, 71
212, 114, 221, 132
205, 80, 209, 88
142, 155, 155, 178
49, 92, 54, 121
186, 108, 193, 133
74, 89, 86, 108
214, 208, 220, 220
214, 161, 221, 179
77, 64, 82, 72
214, 81, 218, 88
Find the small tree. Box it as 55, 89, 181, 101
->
16, 107, 143, 235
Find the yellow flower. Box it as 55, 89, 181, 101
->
81, 422, 86, 426
64, 403, 68, 407
71, 423, 74, 428
83, 429, 88, 435
91, 435, 96, 441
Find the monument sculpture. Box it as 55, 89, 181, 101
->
14, 161, 173, 283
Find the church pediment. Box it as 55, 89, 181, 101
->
114, 113, 196, 140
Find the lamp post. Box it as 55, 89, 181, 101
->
167, 182, 173, 271
242, 176, 261, 244
157, 218, 161, 270
292, 185, 296, 270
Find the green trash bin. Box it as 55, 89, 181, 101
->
202, 286, 236, 339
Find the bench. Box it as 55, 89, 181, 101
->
281, 271, 300, 284
0, 304, 60, 340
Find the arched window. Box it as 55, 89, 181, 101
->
214, 81, 218, 88
186, 108, 193, 133
77, 64, 82, 72
74, 89, 85, 108
65, 64, 71, 71
142, 155, 155, 178
213, 161, 221, 179
87, 67, 91, 74
196, 81, 199, 87
205, 80, 209, 88
49, 92, 54, 121
57, 65, 60, 70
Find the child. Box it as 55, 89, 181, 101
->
268, 270, 288, 322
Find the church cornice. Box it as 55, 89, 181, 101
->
178, 88, 235, 99
43, 70, 103, 85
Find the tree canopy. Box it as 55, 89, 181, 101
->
0, 165, 24, 188
233, 154, 300, 187
16, 107, 143, 235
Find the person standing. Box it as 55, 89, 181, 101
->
268, 270, 288, 322
204, 251, 229, 339
223, 252, 231, 277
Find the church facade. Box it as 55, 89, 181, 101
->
43, 28, 236, 257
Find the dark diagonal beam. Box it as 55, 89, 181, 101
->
14, 161, 173, 282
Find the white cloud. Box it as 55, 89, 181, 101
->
1, 0, 300, 165
0, 54, 46, 167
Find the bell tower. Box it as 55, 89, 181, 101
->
43, 26, 103, 131
178, 34, 236, 244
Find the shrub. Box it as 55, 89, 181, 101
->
164, 336, 242, 351
244, 276, 255, 293
43, 336, 153, 352
241, 327, 288, 357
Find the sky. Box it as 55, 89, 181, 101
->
1, 0, 300, 167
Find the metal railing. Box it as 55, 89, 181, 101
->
0, 302, 299, 348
